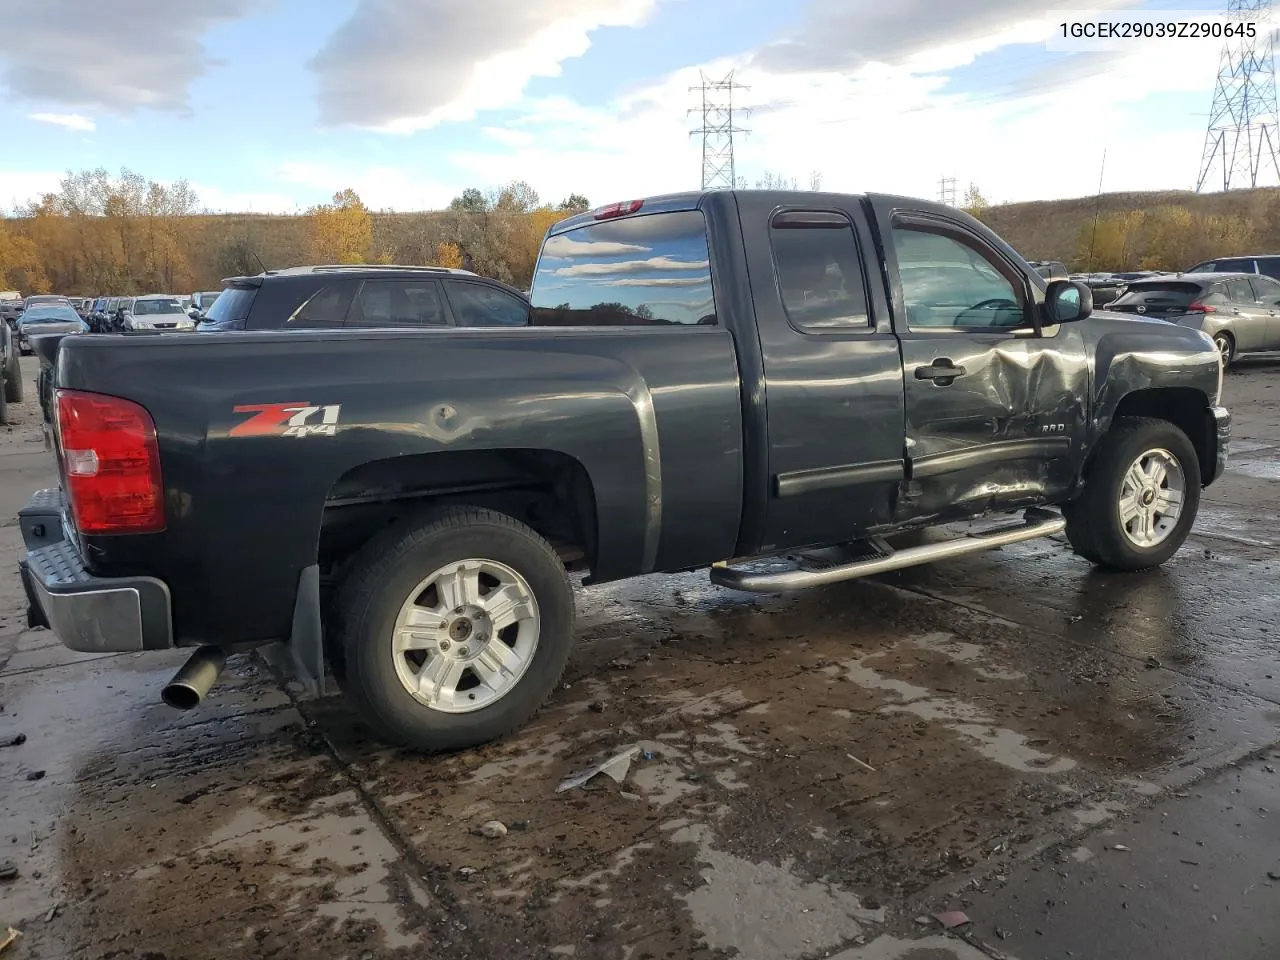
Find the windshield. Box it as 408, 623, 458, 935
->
132, 298, 184, 316
21, 306, 81, 324
202, 285, 256, 323
197, 291, 221, 308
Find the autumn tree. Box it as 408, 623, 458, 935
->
962, 183, 990, 218
0, 220, 48, 293
307, 188, 374, 264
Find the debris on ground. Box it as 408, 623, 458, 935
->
588, 701, 606, 713
913, 916, 932, 926
1267, 871, 1280, 882
474, 820, 507, 840
43, 904, 59, 923
556, 745, 640, 793
1144, 656, 1163, 669
509, 820, 529, 831
456, 867, 477, 881
0, 861, 17, 882
932, 910, 971, 929
0, 927, 20, 954
1110, 844, 1130, 851
0, 734, 24, 749
846, 753, 877, 773
24, 770, 45, 782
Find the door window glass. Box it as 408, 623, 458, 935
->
770, 216, 871, 331
350, 280, 446, 327
444, 281, 529, 326
891, 227, 1025, 329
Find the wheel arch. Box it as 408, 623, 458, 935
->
1089, 387, 1217, 487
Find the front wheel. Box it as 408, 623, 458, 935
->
4, 351, 23, 404
335, 506, 575, 752
1064, 417, 1201, 571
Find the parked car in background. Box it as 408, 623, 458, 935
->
120, 295, 198, 332
188, 290, 222, 318
0, 297, 23, 331
1186, 255, 1280, 280
17, 302, 88, 355
196, 265, 529, 332
1029, 260, 1068, 281
1106, 271, 1280, 366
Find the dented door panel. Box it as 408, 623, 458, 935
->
896, 326, 1091, 522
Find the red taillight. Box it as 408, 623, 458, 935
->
1187, 301, 1216, 314
55, 389, 164, 534
593, 199, 644, 220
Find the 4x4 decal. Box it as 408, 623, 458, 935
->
230, 402, 342, 438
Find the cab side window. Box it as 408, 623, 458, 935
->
1226, 278, 1256, 303
770, 212, 871, 332
891, 226, 1026, 330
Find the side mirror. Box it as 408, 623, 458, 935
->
1043, 279, 1093, 324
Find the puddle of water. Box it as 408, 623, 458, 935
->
671, 822, 884, 960
836, 650, 1076, 774
1228, 458, 1280, 481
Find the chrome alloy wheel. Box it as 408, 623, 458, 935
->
391, 558, 540, 713
1117, 448, 1185, 549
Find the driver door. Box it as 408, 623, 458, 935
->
882, 208, 1090, 523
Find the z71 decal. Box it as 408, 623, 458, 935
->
230, 402, 342, 438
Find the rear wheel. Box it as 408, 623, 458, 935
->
1212, 332, 1235, 368
335, 506, 574, 752
1064, 417, 1200, 571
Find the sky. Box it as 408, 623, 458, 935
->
0, 0, 1263, 214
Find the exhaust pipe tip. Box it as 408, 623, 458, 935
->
161, 646, 226, 710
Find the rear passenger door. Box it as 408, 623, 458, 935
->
347, 279, 449, 328
1224, 276, 1270, 351
1247, 275, 1280, 347
735, 196, 907, 551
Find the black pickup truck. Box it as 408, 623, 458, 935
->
18, 190, 1230, 752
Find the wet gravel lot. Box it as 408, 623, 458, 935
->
2, 360, 1279, 960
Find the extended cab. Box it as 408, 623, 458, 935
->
17, 191, 1230, 752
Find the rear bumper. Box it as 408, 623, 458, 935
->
18, 487, 173, 654
1207, 404, 1231, 485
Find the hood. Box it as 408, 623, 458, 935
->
21, 320, 85, 336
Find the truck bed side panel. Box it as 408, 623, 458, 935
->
57, 328, 743, 645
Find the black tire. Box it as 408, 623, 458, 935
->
1212, 332, 1235, 369
4, 351, 23, 404
1063, 417, 1201, 571
335, 506, 574, 752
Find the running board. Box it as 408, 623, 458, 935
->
710, 509, 1066, 593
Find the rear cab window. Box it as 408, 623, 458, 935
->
530, 209, 716, 326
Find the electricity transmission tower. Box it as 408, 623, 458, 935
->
1197, 0, 1280, 191
938, 176, 958, 206
689, 71, 750, 190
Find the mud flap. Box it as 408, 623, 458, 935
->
260, 564, 327, 699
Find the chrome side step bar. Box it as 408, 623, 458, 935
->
710, 509, 1066, 593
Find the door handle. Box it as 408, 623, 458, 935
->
915, 360, 968, 383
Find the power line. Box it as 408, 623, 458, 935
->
688, 70, 750, 190
1197, 0, 1280, 191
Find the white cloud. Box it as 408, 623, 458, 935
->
602, 276, 709, 287
542, 236, 651, 257
552, 256, 708, 277
190, 183, 303, 214
273, 161, 458, 211
0, 170, 61, 212
28, 112, 95, 132
0, 0, 257, 114
309, 0, 658, 131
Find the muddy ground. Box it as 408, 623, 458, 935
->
2, 360, 1279, 960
